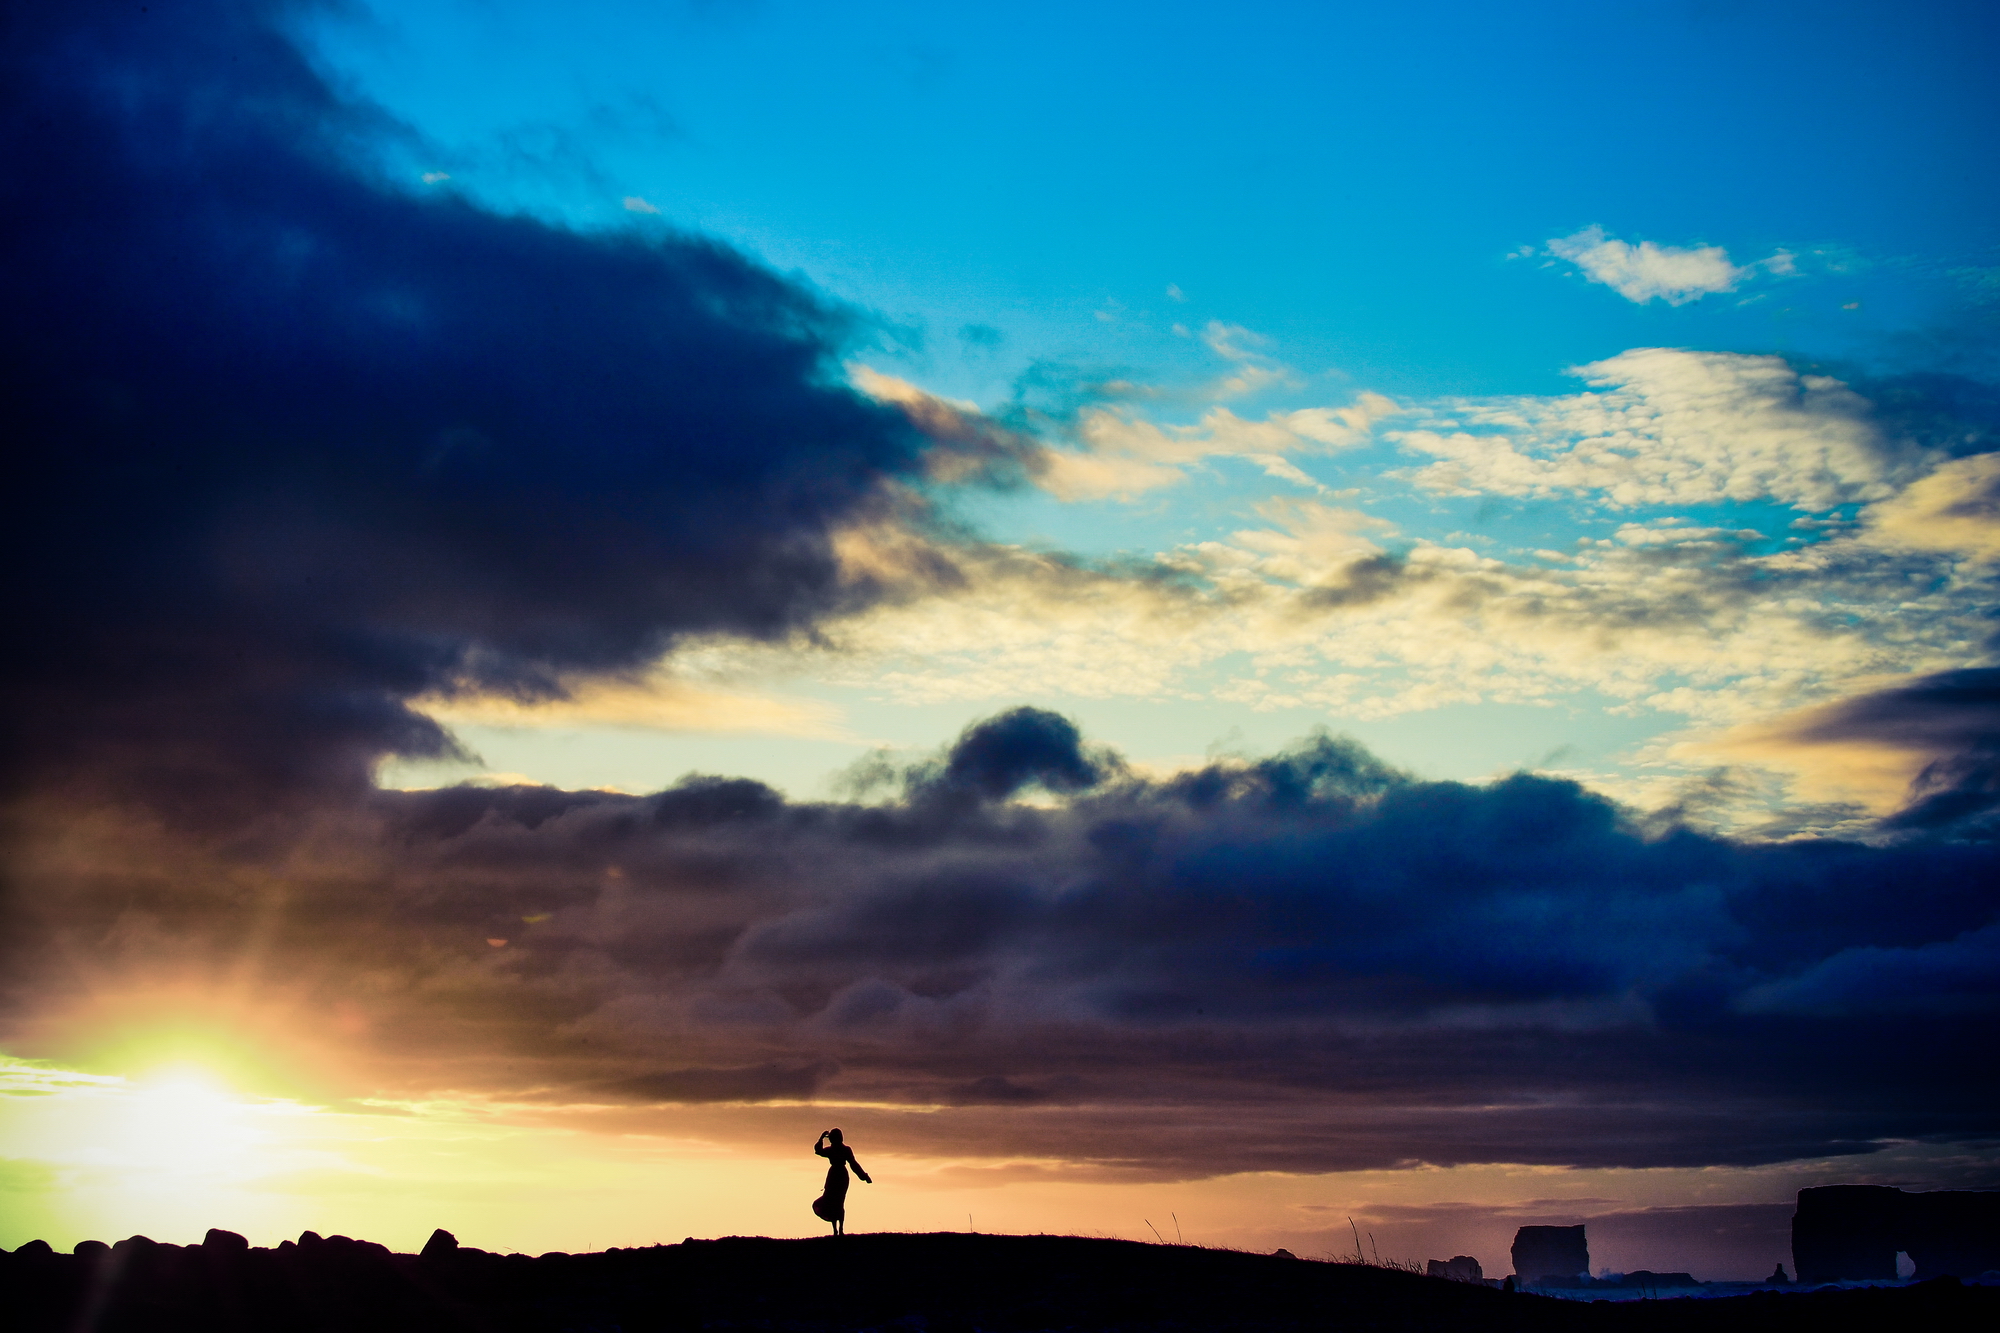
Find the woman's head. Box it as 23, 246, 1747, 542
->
827, 1128, 844, 1144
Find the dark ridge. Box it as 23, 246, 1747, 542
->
4, 1230, 1996, 1332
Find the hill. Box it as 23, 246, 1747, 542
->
6, 1229, 1994, 1331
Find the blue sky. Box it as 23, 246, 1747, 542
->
301, 0, 1994, 405
321, 0, 1999, 811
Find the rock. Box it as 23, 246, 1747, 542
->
1272, 1248, 1297, 1259
73, 1240, 109, 1259
1427, 1256, 1483, 1282
1794, 1185, 1900, 1282
1794, 1186, 2000, 1283
1904, 1189, 2000, 1280
1511, 1225, 1588, 1287
202, 1228, 249, 1254
420, 1228, 459, 1260
1768, 1262, 1790, 1283
1618, 1270, 1700, 1288
14, 1239, 54, 1258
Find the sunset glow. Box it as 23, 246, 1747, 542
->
9, 1050, 1964, 1277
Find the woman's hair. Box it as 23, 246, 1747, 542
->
827, 1128, 843, 1143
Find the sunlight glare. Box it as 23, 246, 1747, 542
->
110, 1065, 258, 1178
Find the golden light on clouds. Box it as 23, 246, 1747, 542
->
1685, 714, 1932, 817
410, 676, 850, 740
1864, 452, 2000, 561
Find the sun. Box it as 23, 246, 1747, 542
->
106, 1064, 264, 1179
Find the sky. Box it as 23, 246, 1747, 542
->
2, 0, 1997, 1282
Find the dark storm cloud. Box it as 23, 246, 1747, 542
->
23, 710, 1994, 1178
905, 707, 1114, 805
0, 0, 961, 816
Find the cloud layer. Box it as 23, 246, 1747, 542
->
1398, 349, 1927, 509
751, 348, 1997, 837
16, 710, 1996, 1181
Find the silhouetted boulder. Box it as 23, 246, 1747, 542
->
14, 1239, 53, 1258
1617, 1270, 1700, 1288
1272, 1247, 1297, 1259
1511, 1225, 1588, 1286
1427, 1256, 1483, 1281
73, 1240, 109, 1260
420, 1227, 458, 1260
1794, 1186, 2000, 1282
203, 1227, 249, 1254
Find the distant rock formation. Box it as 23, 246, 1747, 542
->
1793, 1186, 2000, 1282
1768, 1262, 1791, 1284
1510, 1225, 1588, 1286
1614, 1270, 1700, 1289
1425, 1256, 1482, 1282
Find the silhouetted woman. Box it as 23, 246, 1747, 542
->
810, 1128, 871, 1235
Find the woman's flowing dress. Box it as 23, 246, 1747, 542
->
811, 1157, 849, 1223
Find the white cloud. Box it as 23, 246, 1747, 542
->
1199, 320, 1299, 396
1242, 454, 1324, 490
1396, 348, 1933, 510
1035, 448, 1189, 501
1201, 321, 1270, 361
1546, 227, 1746, 305
622, 196, 662, 214
1045, 395, 1397, 500
849, 333, 1393, 504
